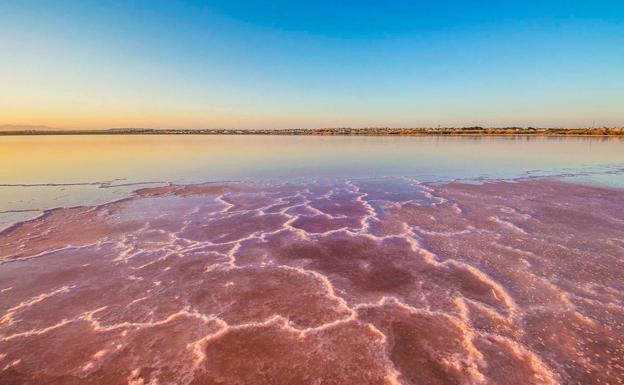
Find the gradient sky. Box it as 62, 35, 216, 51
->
1, 0, 623, 129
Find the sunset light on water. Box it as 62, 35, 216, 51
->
1, 1, 623, 384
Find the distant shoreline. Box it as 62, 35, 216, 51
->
1, 127, 623, 137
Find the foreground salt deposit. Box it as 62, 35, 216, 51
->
0, 178, 623, 385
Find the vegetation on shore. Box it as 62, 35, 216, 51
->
1, 127, 623, 136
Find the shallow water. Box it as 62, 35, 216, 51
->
1, 135, 623, 229
1, 136, 623, 385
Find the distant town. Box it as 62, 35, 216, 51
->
1, 127, 623, 136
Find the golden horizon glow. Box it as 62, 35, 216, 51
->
1, 1, 623, 130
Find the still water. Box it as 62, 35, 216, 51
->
1, 134, 623, 228
2, 135, 624, 385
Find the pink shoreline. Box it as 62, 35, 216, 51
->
1, 178, 623, 384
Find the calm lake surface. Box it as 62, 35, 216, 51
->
2, 135, 624, 385
1, 135, 623, 228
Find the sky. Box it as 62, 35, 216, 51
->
1, 0, 623, 129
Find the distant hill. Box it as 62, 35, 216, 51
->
1, 126, 622, 136
0, 124, 58, 131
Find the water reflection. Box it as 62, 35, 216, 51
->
1, 135, 623, 229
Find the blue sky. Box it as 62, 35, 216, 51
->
1, 0, 623, 129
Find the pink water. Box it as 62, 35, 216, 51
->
1, 177, 623, 384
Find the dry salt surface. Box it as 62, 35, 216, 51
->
0, 178, 623, 385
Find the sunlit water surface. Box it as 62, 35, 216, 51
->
1, 135, 623, 229
2, 135, 624, 385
